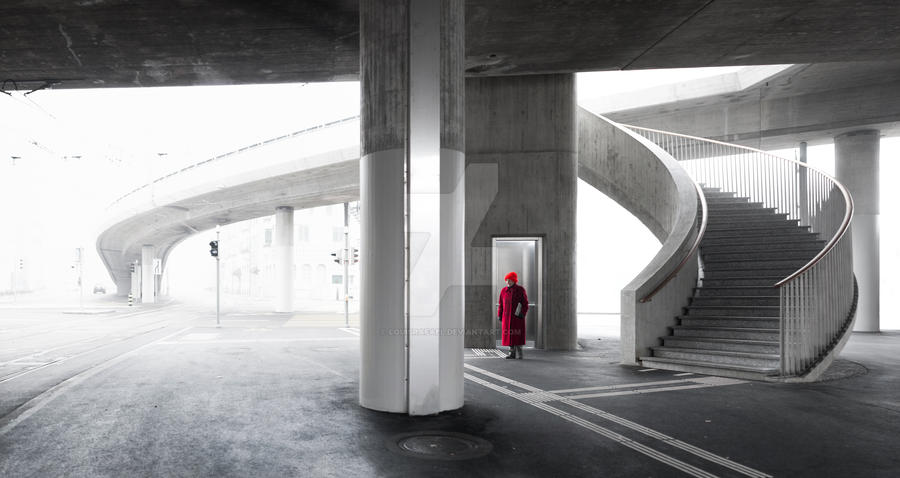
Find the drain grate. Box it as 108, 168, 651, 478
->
388, 431, 492, 461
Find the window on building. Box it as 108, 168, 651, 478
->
264, 228, 272, 247
332, 227, 343, 242
297, 225, 310, 242
332, 275, 343, 285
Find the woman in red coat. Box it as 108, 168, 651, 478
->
498, 271, 528, 359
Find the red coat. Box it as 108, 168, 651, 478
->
498, 284, 528, 346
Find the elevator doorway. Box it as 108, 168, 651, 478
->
492, 237, 543, 349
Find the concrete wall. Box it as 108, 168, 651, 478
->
465, 74, 577, 351
577, 109, 700, 364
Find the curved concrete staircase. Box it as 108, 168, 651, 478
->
640, 187, 826, 380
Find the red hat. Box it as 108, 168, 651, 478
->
504, 272, 518, 282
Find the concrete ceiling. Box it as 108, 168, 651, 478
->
3, 1, 900, 90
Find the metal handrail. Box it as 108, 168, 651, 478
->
107, 115, 360, 207
639, 179, 707, 303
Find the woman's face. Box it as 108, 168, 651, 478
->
506, 278, 515, 287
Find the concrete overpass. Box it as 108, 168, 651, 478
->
97, 118, 359, 302
6, 1, 900, 416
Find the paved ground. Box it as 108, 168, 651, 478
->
1, 304, 898, 477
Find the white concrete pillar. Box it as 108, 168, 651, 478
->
835, 130, 880, 332
274, 206, 294, 312
141, 245, 156, 304
359, 0, 465, 415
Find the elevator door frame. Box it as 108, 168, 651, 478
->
492, 236, 544, 349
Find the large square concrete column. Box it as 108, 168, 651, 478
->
359, 0, 464, 415
274, 206, 294, 313
835, 130, 880, 332
464, 74, 578, 351
141, 245, 155, 304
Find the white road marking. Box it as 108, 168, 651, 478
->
550, 378, 713, 394
567, 377, 745, 399
339, 327, 360, 336
465, 364, 771, 478
638, 368, 657, 372
675, 372, 695, 376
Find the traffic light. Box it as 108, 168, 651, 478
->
209, 240, 219, 257
129, 263, 135, 273
351, 248, 359, 264
18, 259, 23, 270
331, 251, 341, 264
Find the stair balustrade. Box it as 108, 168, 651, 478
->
625, 126, 855, 378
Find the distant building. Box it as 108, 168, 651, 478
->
217, 202, 359, 311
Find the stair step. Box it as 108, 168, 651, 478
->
662, 335, 779, 354
707, 209, 782, 218
672, 326, 778, 340
705, 196, 752, 204
638, 356, 779, 378
703, 227, 812, 239
706, 201, 765, 209
702, 267, 797, 279
703, 191, 737, 198
703, 258, 809, 270
651, 346, 780, 368
701, 242, 825, 254
690, 296, 780, 307
678, 315, 780, 328
701, 277, 783, 287
702, 250, 819, 262
694, 286, 778, 297
701, 234, 821, 246
684, 305, 780, 317
705, 219, 800, 230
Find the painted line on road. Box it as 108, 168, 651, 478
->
638, 368, 657, 372
0, 326, 192, 437
465, 364, 771, 478
339, 327, 360, 336
565, 377, 745, 400
549, 378, 717, 394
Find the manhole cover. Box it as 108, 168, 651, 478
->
388, 431, 492, 461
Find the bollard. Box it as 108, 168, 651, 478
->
128, 293, 133, 306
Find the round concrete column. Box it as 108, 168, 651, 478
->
274, 206, 294, 313
465, 74, 578, 351
359, 0, 465, 415
141, 245, 155, 304
835, 130, 880, 332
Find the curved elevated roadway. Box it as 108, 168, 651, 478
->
97, 118, 360, 296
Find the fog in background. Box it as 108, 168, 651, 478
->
1, 69, 897, 329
